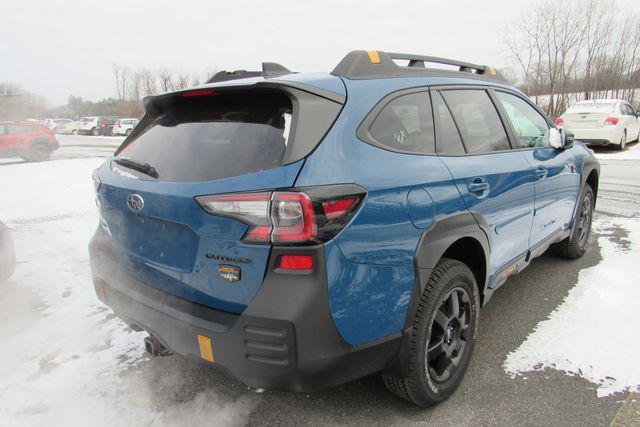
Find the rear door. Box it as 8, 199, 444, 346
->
493, 90, 580, 248
96, 87, 342, 313
434, 88, 535, 280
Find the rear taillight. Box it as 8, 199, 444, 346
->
555, 118, 565, 126
196, 185, 366, 245
605, 117, 619, 126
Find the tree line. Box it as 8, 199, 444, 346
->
504, 0, 640, 118
0, 67, 214, 121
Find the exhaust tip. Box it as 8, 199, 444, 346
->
144, 335, 173, 357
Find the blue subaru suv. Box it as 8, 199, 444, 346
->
89, 50, 600, 406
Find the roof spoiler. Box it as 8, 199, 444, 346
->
207, 62, 293, 83
331, 50, 505, 81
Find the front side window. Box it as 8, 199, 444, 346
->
441, 90, 510, 153
368, 92, 435, 154
496, 92, 551, 148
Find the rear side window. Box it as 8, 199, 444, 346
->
119, 91, 293, 182
432, 92, 465, 155
368, 92, 435, 154
442, 90, 510, 153
496, 92, 551, 148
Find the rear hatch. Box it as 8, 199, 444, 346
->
95, 85, 343, 313
561, 102, 618, 129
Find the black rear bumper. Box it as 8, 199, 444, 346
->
89, 229, 401, 392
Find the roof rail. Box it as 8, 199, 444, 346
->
207, 62, 293, 83
331, 50, 505, 81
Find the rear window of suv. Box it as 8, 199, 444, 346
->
567, 103, 616, 113
117, 91, 294, 182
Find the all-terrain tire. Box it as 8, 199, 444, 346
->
381, 258, 480, 407
552, 185, 594, 259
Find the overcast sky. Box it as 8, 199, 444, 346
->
2, 0, 639, 106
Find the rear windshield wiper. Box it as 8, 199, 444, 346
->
114, 157, 159, 179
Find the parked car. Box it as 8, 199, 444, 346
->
89, 50, 600, 407
0, 121, 59, 161
48, 118, 74, 131
0, 220, 16, 281
78, 116, 117, 136
112, 118, 139, 136
556, 99, 640, 150
57, 120, 81, 135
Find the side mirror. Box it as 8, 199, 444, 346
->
550, 128, 563, 149
550, 128, 573, 150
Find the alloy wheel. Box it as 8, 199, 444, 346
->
576, 193, 592, 249
426, 287, 471, 383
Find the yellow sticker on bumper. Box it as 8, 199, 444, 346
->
197, 334, 214, 363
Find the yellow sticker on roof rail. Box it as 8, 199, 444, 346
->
367, 50, 381, 64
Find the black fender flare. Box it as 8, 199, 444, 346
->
406, 211, 491, 328
581, 155, 600, 204
29, 137, 50, 148
564, 155, 599, 240
386, 211, 491, 377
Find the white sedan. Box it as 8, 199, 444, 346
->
556, 99, 640, 150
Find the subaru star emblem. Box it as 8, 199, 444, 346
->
127, 194, 144, 213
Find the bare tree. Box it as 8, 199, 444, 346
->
503, 0, 640, 116
112, 64, 130, 101
581, 0, 616, 99
175, 71, 191, 90
140, 69, 157, 97
157, 68, 175, 92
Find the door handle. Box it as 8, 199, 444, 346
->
468, 178, 490, 195
535, 167, 548, 180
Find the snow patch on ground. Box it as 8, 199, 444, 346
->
504, 217, 640, 397
0, 159, 256, 426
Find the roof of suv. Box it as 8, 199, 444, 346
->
148, 50, 514, 106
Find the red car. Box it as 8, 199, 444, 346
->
0, 121, 59, 162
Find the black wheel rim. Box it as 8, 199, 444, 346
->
576, 193, 592, 249
426, 287, 471, 384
